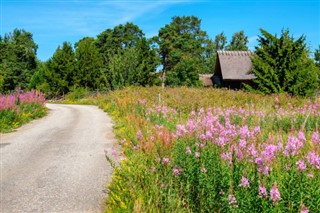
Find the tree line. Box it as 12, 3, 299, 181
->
0, 16, 319, 97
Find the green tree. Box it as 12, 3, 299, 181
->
156, 16, 210, 87
246, 29, 319, 97
74, 37, 102, 89
0, 29, 38, 91
96, 23, 158, 90
45, 42, 75, 96
225, 30, 248, 51
314, 45, 320, 67
214, 32, 227, 51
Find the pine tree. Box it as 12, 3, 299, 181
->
246, 29, 319, 97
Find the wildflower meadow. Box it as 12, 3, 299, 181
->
78, 87, 319, 212
0, 89, 47, 132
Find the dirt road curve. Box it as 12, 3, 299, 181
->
0, 104, 116, 213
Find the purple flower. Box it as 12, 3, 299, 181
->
195, 152, 200, 158
306, 152, 320, 169
311, 131, 319, 144
228, 194, 238, 208
185, 146, 191, 154
239, 176, 250, 188
262, 144, 279, 162
162, 157, 170, 165
284, 136, 303, 157
296, 160, 307, 171
258, 185, 267, 198
298, 131, 306, 142
137, 130, 143, 140
300, 204, 309, 213
308, 173, 314, 178
173, 168, 181, 176
270, 182, 281, 204
176, 124, 187, 137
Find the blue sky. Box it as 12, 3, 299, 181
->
1, 0, 319, 61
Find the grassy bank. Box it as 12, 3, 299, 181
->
0, 90, 47, 133
73, 87, 320, 212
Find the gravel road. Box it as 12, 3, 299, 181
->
0, 104, 117, 213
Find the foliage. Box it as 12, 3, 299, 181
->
225, 30, 249, 51
96, 23, 159, 90
74, 37, 103, 89
0, 89, 47, 132
0, 29, 38, 92
314, 45, 320, 67
156, 16, 211, 87
76, 87, 320, 212
246, 29, 319, 97
44, 42, 76, 96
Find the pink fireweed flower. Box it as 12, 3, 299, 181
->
258, 185, 267, 198
284, 136, 303, 157
239, 176, 250, 188
306, 152, 320, 169
307, 173, 314, 178
228, 194, 238, 208
221, 152, 232, 165
270, 182, 281, 204
176, 124, 187, 137
300, 204, 309, 213
137, 130, 143, 140
311, 131, 319, 144
173, 168, 181, 176
162, 157, 170, 165
239, 139, 246, 148
185, 146, 191, 154
296, 160, 307, 171
195, 152, 200, 158
262, 144, 279, 162
298, 131, 306, 142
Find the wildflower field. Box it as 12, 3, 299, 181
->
0, 90, 47, 132
79, 87, 320, 212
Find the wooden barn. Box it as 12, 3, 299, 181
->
199, 74, 214, 87
212, 50, 255, 89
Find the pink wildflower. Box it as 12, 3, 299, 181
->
137, 130, 143, 140
162, 157, 170, 165
306, 152, 320, 169
239, 176, 250, 188
311, 131, 319, 144
258, 185, 267, 198
300, 203, 309, 213
173, 168, 181, 176
228, 194, 238, 208
195, 152, 200, 158
270, 182, 281, 204
185, 146, 191, 154
296, 160, 307, 171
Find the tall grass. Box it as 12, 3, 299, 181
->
78, 87, 319, 212
0, 89, 47, 132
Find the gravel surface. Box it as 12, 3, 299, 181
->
0, 104, 116, 213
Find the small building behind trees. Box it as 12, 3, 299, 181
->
212, 50, 255, 89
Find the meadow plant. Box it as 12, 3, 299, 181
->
0, 89, 46, 132
84, 87, 319, 212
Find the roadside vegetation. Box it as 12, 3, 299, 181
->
68, 87, 320, 212
0, 90, 46, 132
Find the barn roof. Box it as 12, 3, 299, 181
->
199, 74, 213, 86
214, 50, 255, 80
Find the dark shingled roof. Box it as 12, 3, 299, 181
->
214, 50, 255, 80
